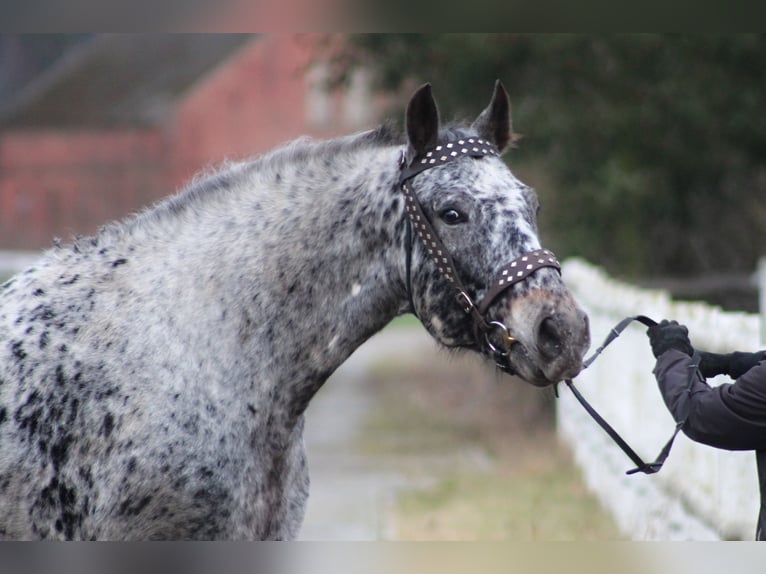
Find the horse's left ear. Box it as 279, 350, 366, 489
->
472, 80, 514, 153
406, 83, 440, 158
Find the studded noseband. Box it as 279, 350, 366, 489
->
399, 137, 561, 367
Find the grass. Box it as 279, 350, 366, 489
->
392, 447, 620, 541
356, 344, 623, 541
360, 399, 480, 458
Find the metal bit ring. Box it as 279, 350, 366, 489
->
484, 321, 517, 357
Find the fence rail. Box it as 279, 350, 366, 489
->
558, 258, 761, 540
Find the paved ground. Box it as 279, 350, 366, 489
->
298, 327, 437, 540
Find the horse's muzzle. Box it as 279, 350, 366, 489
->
491, 291, 591, 386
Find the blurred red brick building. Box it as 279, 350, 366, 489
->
0, 34, 381, 249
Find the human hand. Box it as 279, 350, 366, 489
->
696, 350, 765, 379
698, 351, 730, 378
727, 351, 766, 379
646, 319, 694, 358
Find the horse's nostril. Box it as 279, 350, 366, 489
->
538, 316, 563, 360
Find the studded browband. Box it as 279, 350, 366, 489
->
398, 136, 561, 357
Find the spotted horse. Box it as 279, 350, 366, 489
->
0, 81, 590, 539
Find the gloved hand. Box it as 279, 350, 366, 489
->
699, 350, 766, 379
646, 319, 694, 358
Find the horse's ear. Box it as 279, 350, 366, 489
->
472, 80, 514, 153
405, 83, 440, 157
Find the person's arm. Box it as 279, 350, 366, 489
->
699, 350, 766, 379
654, 350, 766, 450
648, 320, 766, 450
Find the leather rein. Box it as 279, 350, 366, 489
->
562, 315, 698, 475
398, 140, 694, 477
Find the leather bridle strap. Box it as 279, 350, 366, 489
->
563, 315, 698, 475
399, 137, 501, 330
401, 175, 485, 327
477, 249, 561, 316
399, 137, 561, 355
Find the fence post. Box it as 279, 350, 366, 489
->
759, 257, 766, 346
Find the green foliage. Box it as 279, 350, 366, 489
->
325, 34, 766, 278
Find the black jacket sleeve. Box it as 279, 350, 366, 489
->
653, 349, 766, 450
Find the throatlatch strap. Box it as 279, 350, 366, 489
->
564, 315, 698, 475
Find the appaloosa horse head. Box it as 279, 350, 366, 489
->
400, 81, 589, 385
0, 81, 589, 540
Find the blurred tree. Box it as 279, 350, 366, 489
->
321, 34, 766, 281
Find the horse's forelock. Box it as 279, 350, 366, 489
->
437, 124, 479, 143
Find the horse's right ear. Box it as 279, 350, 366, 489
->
472, 79, 513, 153
405, 83, 440, 157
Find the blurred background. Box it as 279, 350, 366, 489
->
3, 34, 765, 308
322, 35, 766, 312
1, 34, 764, 540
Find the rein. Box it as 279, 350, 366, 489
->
398, 137, 561, 365
562, 315, 698, 475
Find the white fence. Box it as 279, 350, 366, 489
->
558, 258, 761, 540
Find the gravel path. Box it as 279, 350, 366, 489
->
299, 327, 439, 540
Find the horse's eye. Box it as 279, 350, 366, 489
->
439, 208, 467, 225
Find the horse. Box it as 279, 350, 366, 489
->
0, 81, 590, 539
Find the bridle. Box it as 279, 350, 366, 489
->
398, 139, 693, 477
398, 136, 561, 371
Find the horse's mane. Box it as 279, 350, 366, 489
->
66, 123, 404, 253
65, 121, 483, 254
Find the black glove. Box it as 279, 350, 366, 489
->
646, 319, 694, 358
699, 350, 766, 379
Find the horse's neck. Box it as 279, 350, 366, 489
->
253, 145, 407, 353
121, 143, 408, 410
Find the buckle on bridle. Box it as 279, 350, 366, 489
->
455, 291, 475, 314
